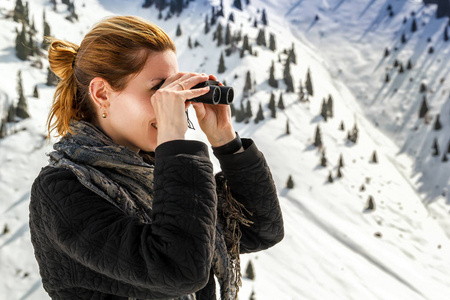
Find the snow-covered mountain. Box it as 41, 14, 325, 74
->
0, 0, 449, 299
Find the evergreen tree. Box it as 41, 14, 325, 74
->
443, 152, 448, 162
210, 7, 216, 26
385, 73, 390, 83
407, 59, 413, 70
245, 260, 255, 280
320, 98, 328, 121
445, 26, 449, 42
305, 68, 314, 96
277, 93, 285, 109
142, 0, 154, 8
228, 12, 235, 23
384, 47, 389, 57
245, 99, 253, 119
348, 123, 359, 143
256, 28, 266, 46
176, 24, 182, 36
46, 67, 58, 86
249, 289, 256, 300
401, 33, 407, 44
338, 154, 344, 168
328, 171, 334, 183
314, 125, 322, 147
299, 80, 306, 102
233, 0, 242, 11
419, 95, 429, 118
339, 120, 345, 131
0, 118, 6, 139
371, 150, 378, 163
434, 114, 442, 130
268, 60, 278, 88
420, 82, 427, 93
16, 23, 29, 60
16, 70, 30, 119
33, 85, 39, 98
327, 94, 334, 118
254, 103, 264, 123
42, 9, 51, 49
7, 104, 16, 123
337, 166, 343, 178
320, 150, 327, 167
3, 224, 10, 235
243, 70, 252, 96
13, 0, 25, 22
286, 175, 294, 189
283, 59, 294, 93
230, 102, 235, 116
365, 196, 375, 211
432, 138, 439, 156
216, 23, 223, 46
225, 23, 232, 45
204, 15, 210, 34
242, 34, 250, 51
411, 17, 417, 32
218, 52, 226, 74
270, 95, 276, 118
289, 43, 297, 64
235, 101, 245, 123
269, 33, 276, 51
428, 46, 434, 54
447, 140, 450, 154
261, 8, 268, 25
286, 119, 290, 134
398, 63, 404, 73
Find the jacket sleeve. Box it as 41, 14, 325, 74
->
35, 140, 217, 298
214, 138, 284, 254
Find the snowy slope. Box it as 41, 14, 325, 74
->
0, 0, 449, 299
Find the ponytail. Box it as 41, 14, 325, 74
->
46, 38, 80, 137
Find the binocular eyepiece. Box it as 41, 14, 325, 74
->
189, 80, 234, 105
153, 80, 234, 105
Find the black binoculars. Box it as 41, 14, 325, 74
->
190, 80, 234, 105
153, 80, 234, 105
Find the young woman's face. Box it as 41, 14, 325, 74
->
103, 50, 178, 152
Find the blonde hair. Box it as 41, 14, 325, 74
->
47, 15, 176, 136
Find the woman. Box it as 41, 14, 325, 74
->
29, 15, 283, 300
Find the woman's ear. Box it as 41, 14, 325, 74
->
89, 77, 110, 108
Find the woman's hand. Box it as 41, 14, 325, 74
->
192, 75, 236, 147
151, 72, 210, 147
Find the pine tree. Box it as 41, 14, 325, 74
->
225, 23, 231, 45
419, 95, 429, 118
16, 23, 29, 60
338, 154, 344, 168
320, 98, 328, 121
432, 138, 439, 156
398, 63, 404, 73
320, 150, 327, 167
365, 196, 376, 211
314, 125, 322, 147
2, 224, 10, 235
443, 152, 448, 162
216, 23, 223, 46
233, 0, 242, 11
420, 82, 427, 93
256, 28, 266, 47
385, 73, 390, 83
245, 260, 255, 280
269, 94, 276, 118
268, 33, 276, 51
286, 119, 290, 134
268, 60, 278, 88
407, 59, 413, 70
289, 43, 297, 64
13, 0, 25, 22
337, 166, 343, 178
249, 289, 256, 300
447, 140, 450, 154
277, 93, 285, 109
434, 114, 442, 130
242, 35, 250, 52
445, 26, 449, 42
218, 52, 226, 74
305, 68, 314, 96
235, 101, 245, 123
243, 71, 252, 96
33, 85, 39, 98
142, 0, 154, 8
286, 175, 294, 189
176, 24, 182, 36
16, 70, 30, 119
46, 67, 58, 86
0, 119, 6, 139
42, 9, 51, 49
261, 8, 268, 26
327, 94, 334, 118
411, 17, 417, 32
7, 104, 16, 123
299, 80, 305, 102
283, 59, 294, 93
401, 33, 407, 44
371, 150, 378, 163
384, 47, 390, 57
328, 171, 334, 183
254, 103, 264, 123
339, 120, 345, 131
428, 46, 434, 54
204, 15, 210, 34
228, 12, 235, 23
245, 99, 253, 119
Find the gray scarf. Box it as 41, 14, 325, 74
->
48, 121, 246, 300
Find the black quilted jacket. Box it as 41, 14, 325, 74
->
29, 138, 284, 299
